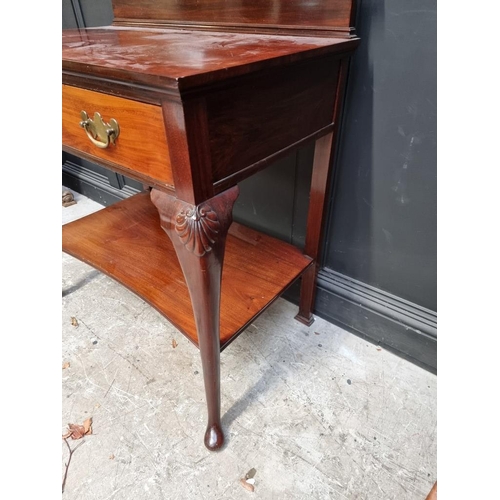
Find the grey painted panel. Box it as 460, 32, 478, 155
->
326, 0, 437, 311
291, 144, 314, 249
62, 0, 79, 29
79, 0, 113, 26
233, 153, 298, 243
62, 0, 113, 29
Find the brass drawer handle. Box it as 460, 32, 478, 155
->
79, 111, 120, 149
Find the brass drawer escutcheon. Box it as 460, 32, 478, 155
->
79, 111, 120, 149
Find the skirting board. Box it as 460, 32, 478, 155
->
63, 159, 141, 206
313, 268, 437, 373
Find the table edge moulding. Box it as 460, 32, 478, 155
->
62, 0, 359, 451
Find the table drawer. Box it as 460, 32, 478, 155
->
62, 85, 173, 187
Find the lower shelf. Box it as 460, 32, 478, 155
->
62, 191, 313, 350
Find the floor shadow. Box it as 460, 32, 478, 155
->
62, 269, 101, 297
220, 340, 288, 449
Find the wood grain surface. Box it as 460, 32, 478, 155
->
111, 0, 357, 35
62, 85, 173, 187
207, 56, 339, 182
425, 482, 437, 500
62, 192, 313, 349
62, 27, 359, 91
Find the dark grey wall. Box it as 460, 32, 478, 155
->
313, 0, 437, 371
326, 0, 437, 311
62, 0, 437, 371
62, 0, 113, 28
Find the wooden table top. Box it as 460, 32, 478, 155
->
62, 26, 358, 90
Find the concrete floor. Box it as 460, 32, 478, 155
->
62, 187, 437, 499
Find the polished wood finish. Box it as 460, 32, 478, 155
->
425, 482, 437, 500
296, 57, 350, 324
62, 27, 358, 206
62, 192, 313, 348
296, 132, 334, 325
62, 85, 173, 188
62, 0, 359, 450
161, 97, 215, 205
206, 57, 340, 182
151, 186, 239, 450
62, 28, 359, 92
112, 0, 357, 38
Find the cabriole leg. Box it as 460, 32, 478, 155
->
151, 186, 239, 451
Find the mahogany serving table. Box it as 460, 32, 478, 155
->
62, 0, 359, 451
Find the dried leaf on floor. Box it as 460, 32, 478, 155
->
71, 317, 79, 327
62, 362, 70, 369
245, 468, 257, 479
62, 417, 93, 440
83, 418, 92, 433
239, 468, 256, 492
62, 424, 85, 440
239, 478, 255, 492
62, 191, 77, 207
171, 339, 178, 348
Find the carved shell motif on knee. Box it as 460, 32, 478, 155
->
175, 205, 221, 257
